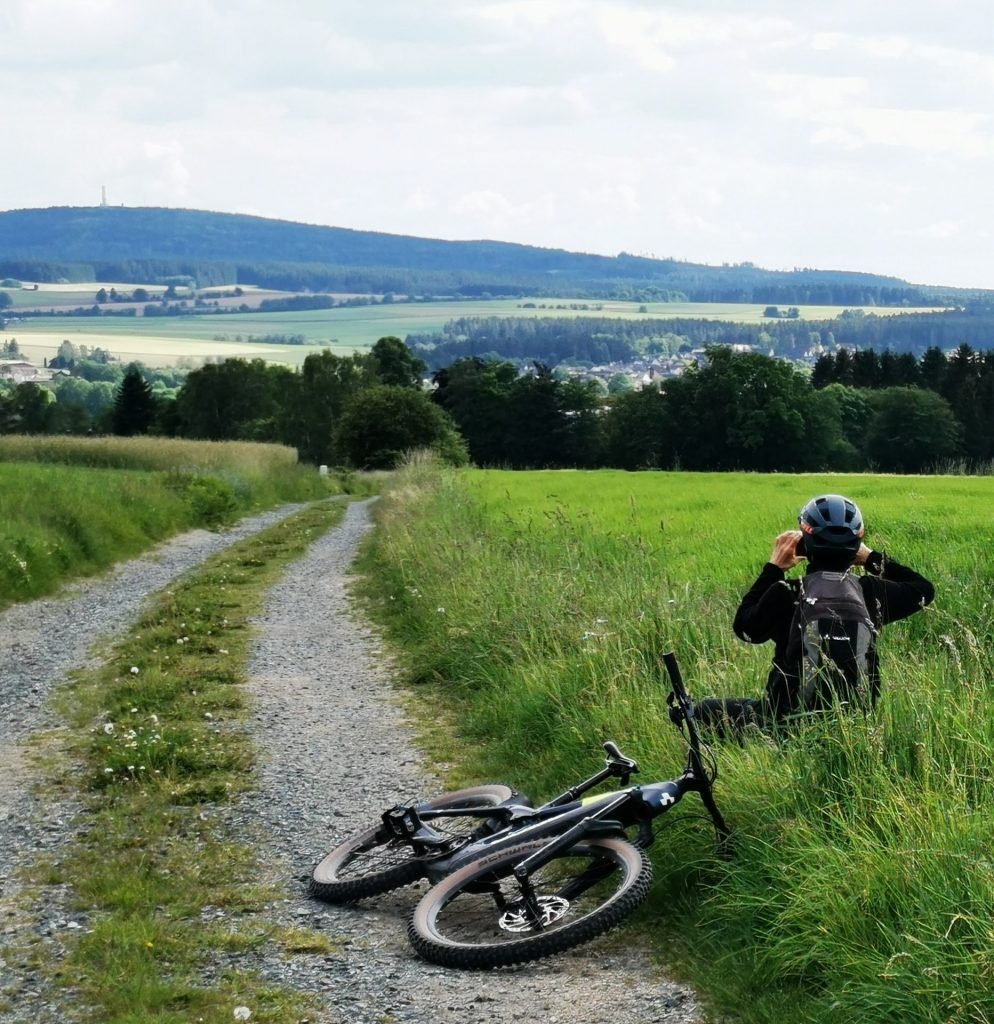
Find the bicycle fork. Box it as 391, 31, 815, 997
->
499, 792, 633, 931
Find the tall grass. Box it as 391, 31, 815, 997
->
359, 459, 994, 1023
0, 436, 370, 609
0, 434, 300, 473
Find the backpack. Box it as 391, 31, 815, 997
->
787, 571, 877, 711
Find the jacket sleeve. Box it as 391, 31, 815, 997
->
863, 551, 935, 625
733, 563, 793, 644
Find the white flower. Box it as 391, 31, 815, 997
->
149, 714, 159, 726
130, 666, 140, 675
103, 723, 115, 735
104, 768, 113, 774
233, 1008, 252, 1021
436, 607, 445, 614
204, 712, 214, 721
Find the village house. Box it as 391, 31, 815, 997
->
0, 359, 67, 384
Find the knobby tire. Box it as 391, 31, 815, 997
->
408, 836, 651, 968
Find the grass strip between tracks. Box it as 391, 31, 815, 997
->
12, 499, 348, 1024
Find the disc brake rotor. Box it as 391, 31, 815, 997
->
498, 895, 570, 933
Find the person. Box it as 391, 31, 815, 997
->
701, 493, 935, 734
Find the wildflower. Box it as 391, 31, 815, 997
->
436, 607, 445, 614
103, 723, 115, 735
219, 648, 229, 655
150, 714, 159, 726
130, 666, 140, 675
104, 768, 113, 774
233, 1009, 252, 1022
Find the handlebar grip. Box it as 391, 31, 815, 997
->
663, 651, 685, 694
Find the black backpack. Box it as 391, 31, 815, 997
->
787, 571, 877, 711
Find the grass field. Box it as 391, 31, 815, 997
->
2, 296, 945, 367
0, 436, 356, 608
360, 461, 992, 1023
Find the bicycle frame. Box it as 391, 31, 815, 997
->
392, 652, 729, 886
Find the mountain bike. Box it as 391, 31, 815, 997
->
309, 651, 730, 968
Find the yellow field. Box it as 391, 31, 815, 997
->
0, 296, 946, 368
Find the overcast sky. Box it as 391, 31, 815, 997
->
2, 1, 993, 288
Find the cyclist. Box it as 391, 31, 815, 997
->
700, 493, 935, 734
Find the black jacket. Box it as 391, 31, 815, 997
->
733, 552, 935, 719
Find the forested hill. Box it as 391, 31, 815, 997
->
0, 204, 982, 305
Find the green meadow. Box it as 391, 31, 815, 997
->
0, 436, 358, 609
2, 297, 940, 367
361, 462, 993, 1023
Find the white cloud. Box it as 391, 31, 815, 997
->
0, 0, 993, 287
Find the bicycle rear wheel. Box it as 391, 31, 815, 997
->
408, 836, 651, 968
309, 784, 518, 903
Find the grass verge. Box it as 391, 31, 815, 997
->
0, 436, 378, 610
12, 498, 349, 1024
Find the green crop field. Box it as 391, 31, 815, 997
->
362, 461, 992, 1023
1, 296, 943, 368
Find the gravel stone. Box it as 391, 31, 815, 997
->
0, 498, 711, 1024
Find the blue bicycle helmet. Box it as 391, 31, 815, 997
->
798, 494, 864, 559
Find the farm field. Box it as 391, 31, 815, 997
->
2, 295, 946, 368
363, 464, 992, 1023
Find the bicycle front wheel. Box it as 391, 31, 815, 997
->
309, 784, 518, 904
408, 836, 652, 968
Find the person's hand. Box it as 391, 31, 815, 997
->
770, 530, 804, 570
854, 543, 872, 566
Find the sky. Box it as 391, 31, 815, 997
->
2, 0, 993, 289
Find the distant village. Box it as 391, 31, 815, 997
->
0, 358, 69, 385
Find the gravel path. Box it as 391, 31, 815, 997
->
0, 499, 709, 1024
240, 498, 706, 1024
0, 503, 309, 1020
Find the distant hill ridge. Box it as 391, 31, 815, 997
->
0, 205, 979, 305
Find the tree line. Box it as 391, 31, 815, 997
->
1, 338, 989, 474
0, 338, 466, 470
410, 309, 994, 367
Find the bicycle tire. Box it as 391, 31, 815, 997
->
309, 784, 519, 903
408, 836, 651, 968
